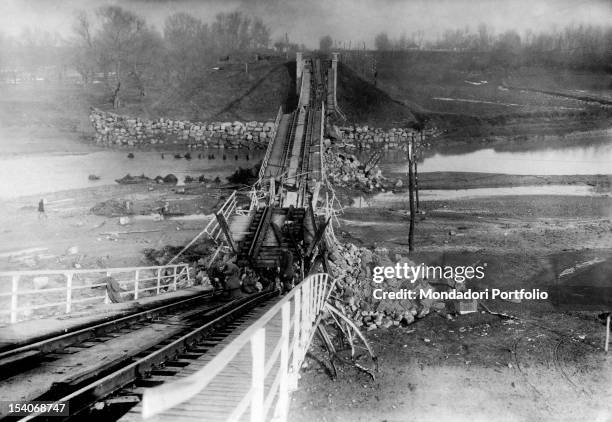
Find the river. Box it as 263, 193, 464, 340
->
1, 131, 610, 199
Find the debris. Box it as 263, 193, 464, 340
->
115, 174, 150, 184
66, 246, 79, 255
91, 199, 133, 217
33, 276, 49, 289
163, 174, 178, 184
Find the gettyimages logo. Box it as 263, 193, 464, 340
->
371, 262, 550, 301
372, 262, 486, 284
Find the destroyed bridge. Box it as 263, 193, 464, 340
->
0, 53, 351, 422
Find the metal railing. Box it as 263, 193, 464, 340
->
0, 264, 191, 324
202, 190, 238, 242
320, 101, 326, 181
258, 106, 284, 184
141, 273, 334, 422
237, 186, 266, 216
167, 191, 238, 266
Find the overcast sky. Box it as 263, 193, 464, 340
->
1, 0, 611, 47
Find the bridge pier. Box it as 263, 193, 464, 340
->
296, 52, 304, 92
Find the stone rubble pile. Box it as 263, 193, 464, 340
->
90, 108, 276, 149
325, 240, 445, 330
324, 149, 386, 191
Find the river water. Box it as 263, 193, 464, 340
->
0, 149, 264, 199
353, 185, 609, 206
369, 135, 612, 175
1, 131, 610, 199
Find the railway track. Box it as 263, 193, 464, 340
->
1, 291, 277, 421
0, 291, 216, 376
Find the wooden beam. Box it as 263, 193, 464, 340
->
249, 206, 273, 261
270, 222, 284, 246
215, 212, 237, 253
306, 217, 330, 258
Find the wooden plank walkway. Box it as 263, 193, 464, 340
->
121, 296, 294, 421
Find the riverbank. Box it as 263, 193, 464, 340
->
0, 183, 239, 271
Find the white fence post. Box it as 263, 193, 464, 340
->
65, 272, 73, 314
156, 268, 161, 295
173, 266, 177, 291
301, 282, 310, 353
290, 288, 302, 389
275, 302, 291, 420
10, 275, 19, 323
104, 271, 111, 304
251, 327, 266, 422
134, 270, 140, 300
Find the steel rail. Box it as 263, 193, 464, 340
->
16, 291, 277, 422
0, 290, 216, 369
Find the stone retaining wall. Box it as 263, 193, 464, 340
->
335, 125, 440, 150
89, 108, 276, 149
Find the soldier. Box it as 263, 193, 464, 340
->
278, 248, 295, 294
222, 257, 242, 299
38, 198, 47, 219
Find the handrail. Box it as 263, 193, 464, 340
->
0, 263, 187, 277
167, 191, 238, 264
0, 263, 191, 324
320, 101, 326, 181
258, 105, 284, 184
141, 273, 333, 421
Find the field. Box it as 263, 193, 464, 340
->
343, 50, 612, 136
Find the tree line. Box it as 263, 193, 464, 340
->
371, 24, 612, 71
0, 6, 277, 108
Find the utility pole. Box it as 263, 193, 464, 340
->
407, 136, 415, 252
285, 33, 289, 59
414, 132, 420, 211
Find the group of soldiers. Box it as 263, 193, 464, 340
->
199, 248, 298, 299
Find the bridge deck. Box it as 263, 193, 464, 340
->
264, 114, 292, 180
121, 297, 293, 421
130, 56, 328, 422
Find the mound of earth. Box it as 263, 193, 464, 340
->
115, 174, 151, 184
91, 199, 132, 217
334, 62, 418, 129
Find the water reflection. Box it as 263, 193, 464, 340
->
359, 135, 612, 175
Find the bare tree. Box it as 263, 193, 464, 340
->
71, 11, 97, 84
164, 13, 210, 84
319, 35, 333, 52
94, 6, 159, 108
374, 32, 392, 51
250, 18, 271, 50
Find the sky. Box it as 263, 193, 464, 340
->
1, 0, 611, 47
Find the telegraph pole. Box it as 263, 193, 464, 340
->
414, 132, 420, 211
407, 135, 415, 252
